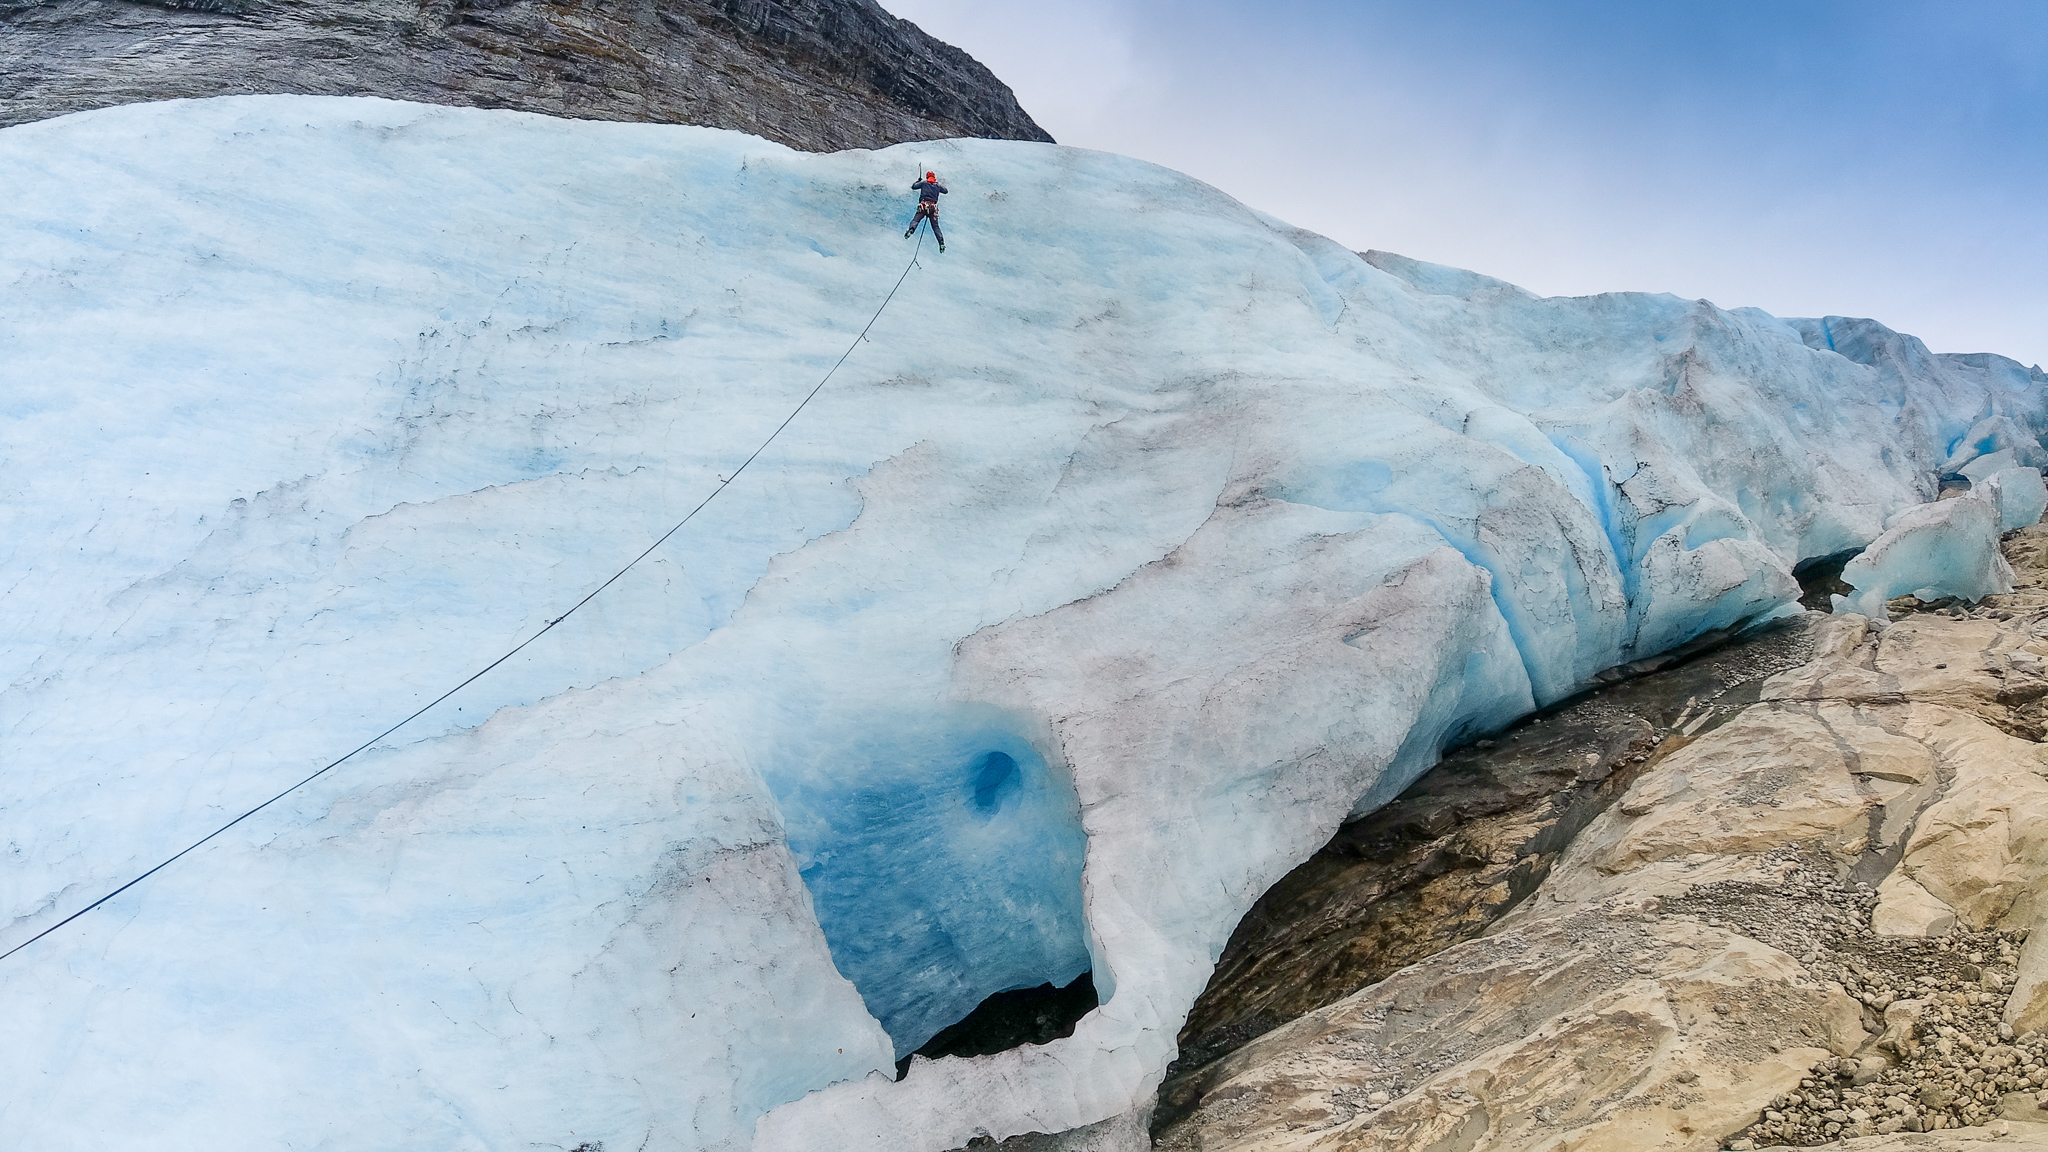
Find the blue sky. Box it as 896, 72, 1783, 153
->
883, 0, 2047, 368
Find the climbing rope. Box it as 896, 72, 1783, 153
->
1, 230, 929, 964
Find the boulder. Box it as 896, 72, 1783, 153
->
1873, 873, 1958, 937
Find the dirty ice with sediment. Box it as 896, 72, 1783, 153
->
3, 95, 2044, 1151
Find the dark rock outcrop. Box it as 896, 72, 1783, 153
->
0, 0, 1052, 150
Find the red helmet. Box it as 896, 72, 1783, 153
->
925, 171, 936, 180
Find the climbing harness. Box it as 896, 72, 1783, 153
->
908, 209, 945, 253
1, 231, 931, 964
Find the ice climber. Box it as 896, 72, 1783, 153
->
905, 171, 947, 252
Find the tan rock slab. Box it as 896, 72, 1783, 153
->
1890, 706, 2048, 932
1874, 873, 1960, 937
1156, 915, 1841, 1152
1828, 1116, 2048, 1149
1536, 700, 1927, 901
2006, 930, 2048, 1037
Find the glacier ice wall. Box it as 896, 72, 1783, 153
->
4, 96, 2046, 1151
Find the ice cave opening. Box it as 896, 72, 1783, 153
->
764, 708, 1094, 1058
1794, 548, 1863, 611
895, 970, 1099, 1080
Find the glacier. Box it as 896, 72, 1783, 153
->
4, 95, 2046, 1151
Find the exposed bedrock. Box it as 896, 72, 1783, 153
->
0, 0, 1052, 148
1156, 521, 2048, 1151
1170, 607, 1826, 1080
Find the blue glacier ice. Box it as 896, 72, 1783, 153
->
4, 96, 2046, 1151
767, 707, 1090, 1057
1832, 488, 2018, 619
1961, 449, 2048, 532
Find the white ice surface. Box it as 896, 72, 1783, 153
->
6, 97, 2047, 1151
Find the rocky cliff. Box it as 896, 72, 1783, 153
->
0, 0, 1051, 149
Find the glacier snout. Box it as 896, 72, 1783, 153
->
3, 95, 2046, 1151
